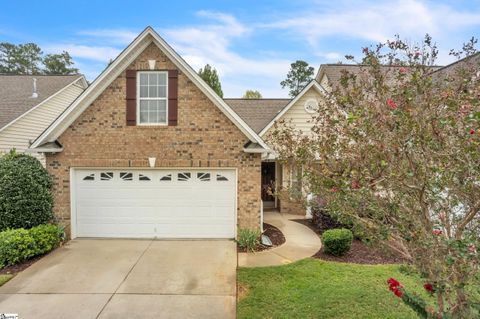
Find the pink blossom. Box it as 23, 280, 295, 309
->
399, 67, 408, 74
432, 229, 442, 236
386, 98, 398, 110
362, 47, 369, 54
470, 129, 476, 135
468, 244, 477, 254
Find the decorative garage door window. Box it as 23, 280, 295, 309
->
197, 172, 211, 181
178, 172, 191, 181
83, 173, 95, 181
80, 170, 231, 183
120, 172, 133, 181
216, 174, 228, 181
160, 174, 172, 181
139, 174, 151, 181
101, 172, 114, 180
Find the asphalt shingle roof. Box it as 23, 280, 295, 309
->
0, 74, 82, 130
224, 98, 291, 133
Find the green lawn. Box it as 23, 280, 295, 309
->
237, 258, 433, 319
0, 274, 13, 287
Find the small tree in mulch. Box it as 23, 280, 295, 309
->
0, 150, 54, 231
269, 35, 480, 318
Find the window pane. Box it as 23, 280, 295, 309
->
149, 73, 158, 85
139, 100, 149, 112
158, 73, 167, 85
140, 85, 148, 97
139, 73, 148, 85
158, 99, 167, 111
158, 86, 166, 98
140, 111, 148, 123
148, 85, 158, 97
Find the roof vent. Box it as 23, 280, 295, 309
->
31, 78, 38, 98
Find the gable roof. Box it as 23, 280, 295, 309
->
431, 52, 480, 80
30, 27, 269, 151
0, 74, 84, 130
224, 98, 290, 133
316, 64, 443, 89
259, 80, 328, 137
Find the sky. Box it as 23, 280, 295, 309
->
1, 0, 479, 97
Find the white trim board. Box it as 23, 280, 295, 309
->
259, 80, 329, 137
31, 27, 269, 152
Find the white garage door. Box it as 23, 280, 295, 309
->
72, 169, 236, 238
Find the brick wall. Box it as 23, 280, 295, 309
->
46, 43, 262, 237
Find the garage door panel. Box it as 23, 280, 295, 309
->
74, 169, 236, 238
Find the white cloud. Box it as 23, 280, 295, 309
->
43, 44, 121, 63
261, 0, 480, 47
77, 29, 138, 45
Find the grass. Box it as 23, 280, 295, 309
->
0, 274, 13, 287
237, 258, 433, 319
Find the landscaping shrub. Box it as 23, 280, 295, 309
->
237, 228, 261, 252
322, 228, 353, 256
0, 224, 63, 268
0, 150, 54, 231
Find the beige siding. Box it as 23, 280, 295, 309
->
0, 80, 85, 162
320, 74, 332, 92
265, 86, 325, 136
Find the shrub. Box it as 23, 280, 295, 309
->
0, 224, 63, 268
237, 228, 261, 252
0, 150, 54, 231
322, 228, 353, 256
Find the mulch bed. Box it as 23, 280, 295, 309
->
0, 254, 44, 275
238, 223, 286, 252
294, 219, 408, 265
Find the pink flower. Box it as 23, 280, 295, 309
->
393, 287, 403, 298
399, 67, 408, 74
351, 180, 360, 189
470, 129, 476, 135
362, 47, 369, 54
424, 283, 434, 293
468, 244, 477, 254
440, 91, 449, 99
432, 229, 442, 236
414, 51, 421, 58
330, 187, 338, 193
387, 98, 398, 110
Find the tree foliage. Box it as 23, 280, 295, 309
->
198, 64, 223, 97
243, 90, 262, 99
270, 35, 480, 318
0, 42, 78, 75
280, 60, 314, 97
43, 51, 78, 75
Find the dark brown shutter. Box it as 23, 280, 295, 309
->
168, 70, 178, 126
126, 70, 136, 126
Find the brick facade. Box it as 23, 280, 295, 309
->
46, 43, 262, 238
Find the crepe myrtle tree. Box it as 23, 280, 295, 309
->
269, 35, 480, 318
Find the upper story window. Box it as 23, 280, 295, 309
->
137, 71, 168, 125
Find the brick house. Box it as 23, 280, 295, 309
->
29, 27, 335, 239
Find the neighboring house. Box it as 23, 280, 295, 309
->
0, 75, 87, 163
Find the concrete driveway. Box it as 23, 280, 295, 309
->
0, 239, 236, 319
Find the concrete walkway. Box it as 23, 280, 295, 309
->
238, 211, 321, 267
0, 239, 236, 319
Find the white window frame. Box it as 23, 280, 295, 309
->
136, 71, 168, 126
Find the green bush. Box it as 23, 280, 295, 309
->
0, 224, 63, 268
0, 150, 54, 231
237, 228, 261, 252
322, 228, 353, 256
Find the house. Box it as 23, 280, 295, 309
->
27, 26, 476, 240
30, 27, 269, 239
0, 74, 87, 163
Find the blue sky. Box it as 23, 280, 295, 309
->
1, 0, 479, 97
